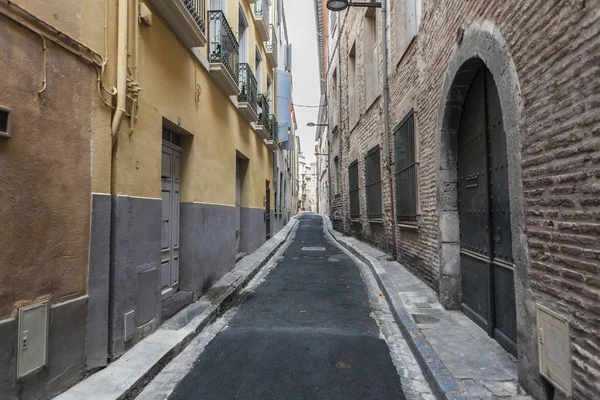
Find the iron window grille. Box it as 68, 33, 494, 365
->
394, 111, 419, 222
349, 160, 360, 218
364, 146, 382, 218
238, 63, 258, 113
208, 10, 239, 81
257, 94, 271, 135
269, 114, 278, 139
266, 24, 276, 53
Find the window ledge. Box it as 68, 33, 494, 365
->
350, 218, 361, 222
350, 117, 360, 133
368, 218, 384, 224
398, 222, 419, 232
395, 34, 418, 69
366, 93, 381, 113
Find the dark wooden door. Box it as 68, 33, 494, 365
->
265, 182, 271, 240
457, 67, 517, 356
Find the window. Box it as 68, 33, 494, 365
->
238, 6, 249, 62
365, 146, 382, 218
331, 68, 339, 128
394, 0, 421, 63
394, 111, 418, 222
349, 160, 360, 218
267, 75, 272, 106
333, 156, 340, 195
0, 106, 11, 138
255, 46, 263, 91
348, 44, 357, 126
364, 12, 378, 106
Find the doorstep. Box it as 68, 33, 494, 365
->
55, 218, 299, 400
323, 216, 532, 400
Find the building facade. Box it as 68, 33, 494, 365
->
0, 0, 295, 398
322, 0, 600, 399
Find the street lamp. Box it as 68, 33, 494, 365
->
326, 0, 381, 11
307, 122, 329, 127
326, 0, 396, 258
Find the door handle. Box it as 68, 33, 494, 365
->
163, 218, 170, 223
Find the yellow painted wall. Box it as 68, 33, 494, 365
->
12, 0, 114, 194
108, 0, 274, 209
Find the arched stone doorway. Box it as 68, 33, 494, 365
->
435, 21, 547, 398
457, 64, 516, 355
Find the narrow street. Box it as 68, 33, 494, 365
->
142, 214, 430, 400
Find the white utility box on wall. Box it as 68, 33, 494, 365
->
17, 302, 49, 378
537, 304, 572, 397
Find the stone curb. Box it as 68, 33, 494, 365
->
323, 216, 466, 400
56, 218, 299, 400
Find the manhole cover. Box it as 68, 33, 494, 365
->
334, 361, 351, 370
302, 246, 326, 252
411, 314, 440, 324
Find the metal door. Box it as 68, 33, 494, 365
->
161, 142, 181, 300
236, 159, 241, 253
265, 182, 271, 240
457, 67, 517, 356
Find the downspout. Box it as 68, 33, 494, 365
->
111, 0, 128, 146
129, 0, 140, 134
380, 0, 397, 259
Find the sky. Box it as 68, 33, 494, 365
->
283, 0, 320, 166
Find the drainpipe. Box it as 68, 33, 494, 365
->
380, 0, 397, 259
129, 0, 140, 134
111, 0, 128, 145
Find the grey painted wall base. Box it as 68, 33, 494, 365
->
239, 207, 267, 255
87, 193, 111, 370
0, 296, 88, 400
109, 196, 162, 360
180, 203, 237, 298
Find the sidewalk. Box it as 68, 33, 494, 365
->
55, 219, 299, 400
324, 217, 532, 400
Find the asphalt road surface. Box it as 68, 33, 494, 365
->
169, 213, 406, 400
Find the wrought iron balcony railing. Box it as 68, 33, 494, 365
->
269, 114, 278, 140
257, 94, 271, 132
254, 0, 270, 27
183, 0, 206, 32
238, 63, 258, 113
208, 10, 239, 81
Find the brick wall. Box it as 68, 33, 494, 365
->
329, 0, 600, 397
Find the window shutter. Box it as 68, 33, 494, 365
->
406, 0, 417, 44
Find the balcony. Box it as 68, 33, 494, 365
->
208, 10, 240, 96
266, 24, 277, 67
148, 0, 207, 48
252, 94, 271, 140
253, 0, 270, 42
237, 63, 259, 123
265, 114, 279, 150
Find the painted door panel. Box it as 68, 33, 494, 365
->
161, 143, 181, 300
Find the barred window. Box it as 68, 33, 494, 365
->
349, 160, 360, 218
364, 146, 382, 218
395, 111, 418, 222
